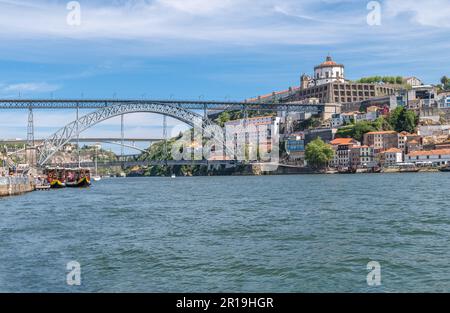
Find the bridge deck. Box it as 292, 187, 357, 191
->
0, 99, 324, 112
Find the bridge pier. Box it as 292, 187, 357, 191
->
163, 115, 168, 166
26, 108, 36, 167
121, 114, 124, 159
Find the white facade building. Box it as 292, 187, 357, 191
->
331, 114, 344, 128
331, 111, 378, 129
224, 116, 281, 158
406, 149, 450, 166
354, 111, 378, 123
403, 76, 423, 87
351, 146, 375, 168
381, 148, 403, 166
438, 94, 450, 108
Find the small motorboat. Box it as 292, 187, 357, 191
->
93, 176, 102, 182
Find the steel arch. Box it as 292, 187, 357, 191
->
38, 102, 207, 165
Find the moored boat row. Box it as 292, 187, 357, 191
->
44, 167, 91, 188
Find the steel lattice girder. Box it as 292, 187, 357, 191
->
37, 102, 215, 165
0, 99, 323, 113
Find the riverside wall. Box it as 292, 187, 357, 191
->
0, 176, 35, 197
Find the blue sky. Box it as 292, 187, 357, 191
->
0, 0, 450, 147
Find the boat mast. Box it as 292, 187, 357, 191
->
95, 144, 98, 177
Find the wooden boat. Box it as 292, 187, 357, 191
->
439, 166, 450, 172
338, 167, 357, 174
44, 167, 66, 188
398, 163, 420, 173
36, 185, 51, 191
65, 168, 91, 188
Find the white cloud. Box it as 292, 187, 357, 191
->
1, 82, 60, 93
0, 0, 446, 58
157, 0, 235, 15
384, 0, 450, 28
0, 0, 376, 45
0, 110, 186, 145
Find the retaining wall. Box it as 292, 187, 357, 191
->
0, 176, 35, 197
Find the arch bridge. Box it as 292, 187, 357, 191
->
0, 98, 329, 167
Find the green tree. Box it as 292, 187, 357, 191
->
388, 106, 418, 133
336, 118, 390, 142
216, 111, 231, 127
335, 125, 354, 138
400, 109, 419, 133
305, 138, 334, 169
352, 121, 378, 142
373, 116, 393, 131
357, 76, 404, 85
441, 76, 450, 90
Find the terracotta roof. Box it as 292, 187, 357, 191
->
314, 56, 344, 69
408, 149, 450, 157
330, 138, 356, 145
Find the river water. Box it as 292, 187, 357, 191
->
0, 174, 449, 292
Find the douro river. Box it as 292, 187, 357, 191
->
0, 174, 449, 292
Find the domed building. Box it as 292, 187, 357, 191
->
247, 55, 400, 108
314, 55, 345, 86
295, 55, 398, 105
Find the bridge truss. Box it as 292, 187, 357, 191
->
37, 102, 208, 166
0, 99, 323, 112
0, 98, 325, 167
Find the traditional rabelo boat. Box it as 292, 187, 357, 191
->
44, 167, 66, 188
65, 168, 91, 188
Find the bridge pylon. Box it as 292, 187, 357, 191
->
26, 107, 37, 167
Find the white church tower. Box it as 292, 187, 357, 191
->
313, 55, 345, 86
